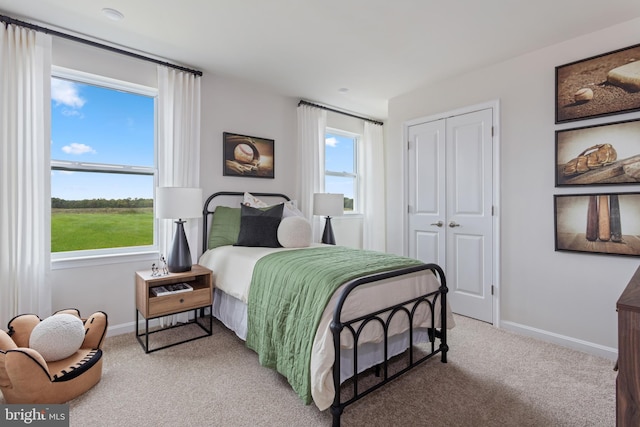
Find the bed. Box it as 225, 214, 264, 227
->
198, 191, 453, 426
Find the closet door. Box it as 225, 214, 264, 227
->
408, 108, 494, 323
408, 119, 446, 268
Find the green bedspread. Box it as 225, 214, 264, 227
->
246, 246, 425, 404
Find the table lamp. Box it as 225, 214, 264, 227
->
313, 193, 343, 245
156, 187, 203, 272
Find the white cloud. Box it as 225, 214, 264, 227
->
61, 109, 82, 117
326, 137, 338, 147
62, 143, 96, 155
51, 79, 85, 108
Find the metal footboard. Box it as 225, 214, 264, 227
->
329, 263, 448, 427
200, 191, 448, 426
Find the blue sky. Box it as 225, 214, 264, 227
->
325, 132, 356, 199
50, 78, 154, 200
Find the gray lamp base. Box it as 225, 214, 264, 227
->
167, 220, 192, 273
322, 216, 336, 245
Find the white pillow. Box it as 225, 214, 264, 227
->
243, 192, 304, 218
282, 202, 304, 218
243, 192, 269, 208
29, 313, 85, 362
277, 216, 312, 248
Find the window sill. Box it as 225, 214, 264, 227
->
336, 212, 363, 219
51, 250, 159, 270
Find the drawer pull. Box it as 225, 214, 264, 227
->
180, 298, 184, 303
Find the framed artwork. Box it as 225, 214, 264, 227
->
555, 43, 640, 123
556, 118, 640, 186
554, 192, 640, 257
223, 132, 274, 178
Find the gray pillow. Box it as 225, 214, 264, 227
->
235, 203, 284, 247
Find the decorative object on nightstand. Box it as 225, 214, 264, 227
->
313, 193, 343, 245
156, 187, 203, 273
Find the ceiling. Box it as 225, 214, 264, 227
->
2, 1, 640, 119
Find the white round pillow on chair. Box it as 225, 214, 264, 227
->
29, 313, 85, 362
278, 216, 312, 248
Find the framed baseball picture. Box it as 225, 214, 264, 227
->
555, 43, 640, 124
555, 118, 640, 186
222, 132, 274, 178
554, 192, 640, 257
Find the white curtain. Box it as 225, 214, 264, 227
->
0, 25, 52, 324
157, 66, 201, 324
297, 104, 327, 241
157, 65, 201, 260
361, 121, 386, 251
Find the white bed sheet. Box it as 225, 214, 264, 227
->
199, 245, 455, 411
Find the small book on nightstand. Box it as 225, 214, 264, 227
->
151, 283, 193, 296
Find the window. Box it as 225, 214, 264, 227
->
325, 129, 359, 212
50, 68, 157, 259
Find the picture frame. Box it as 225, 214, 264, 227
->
222, 132, 274, 178
555, 118, 640, 186
554, 192, 640, 257
555, 43, 640, 124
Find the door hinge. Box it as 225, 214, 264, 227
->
407, 140, 411, 150
491, 285, 494, 295
492, 205, 495, 216
491, 126, 494, 137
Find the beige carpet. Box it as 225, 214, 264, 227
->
9, 315, 618, 426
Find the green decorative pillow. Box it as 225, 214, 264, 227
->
208, 206, 242, 249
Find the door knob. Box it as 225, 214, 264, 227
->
430, 221, 443, 227
449, 221, 461, 228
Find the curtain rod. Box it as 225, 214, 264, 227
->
0, 14, 203, 77
298, 100, 384, 126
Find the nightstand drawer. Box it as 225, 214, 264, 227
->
148, 288, 211, 317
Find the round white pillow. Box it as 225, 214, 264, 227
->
29, 313, 85, 362
277, 216, 312, 248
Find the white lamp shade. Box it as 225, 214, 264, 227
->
313, 193, 343, 217
156, 187, 203, 219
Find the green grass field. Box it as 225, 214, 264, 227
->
51, 208, 153, 252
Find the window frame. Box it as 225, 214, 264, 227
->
324, 127, 361, 214
50, 66, 159, 268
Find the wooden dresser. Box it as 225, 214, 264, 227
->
617, 265, 640, 426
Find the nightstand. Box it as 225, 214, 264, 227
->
135, 264, 213, 353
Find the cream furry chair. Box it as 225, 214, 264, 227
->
0, 309, 107, 404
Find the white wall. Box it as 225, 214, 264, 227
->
386, 18, 640, 357
49, 39, 300, 334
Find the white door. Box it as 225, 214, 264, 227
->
407, 108, 494, 323
407, 119, 446, 267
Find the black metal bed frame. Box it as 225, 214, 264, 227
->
202, 192, 448, 427
329, 263, 448, 426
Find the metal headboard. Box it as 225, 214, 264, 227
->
201, 191, 291, 253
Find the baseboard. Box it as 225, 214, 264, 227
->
108, 316, 618, 360
106, 310, 208, 337
106, 320, 141, 337
500, 320, 618, 361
